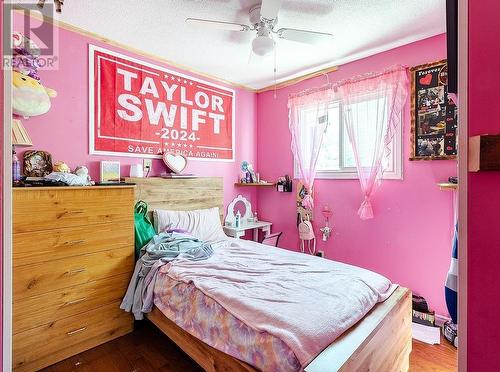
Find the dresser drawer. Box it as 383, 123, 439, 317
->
13, 301, 133, 372
13, 220, 133, 267
13, 273, 131, 334
14, 247, 134, 300
13, 187, 134, 233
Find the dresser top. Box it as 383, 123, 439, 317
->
13, 185, 136, 191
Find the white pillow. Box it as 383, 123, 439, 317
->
154, 207, 226, 243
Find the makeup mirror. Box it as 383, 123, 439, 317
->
225, 195, 254, 227
233, 200, 247, 217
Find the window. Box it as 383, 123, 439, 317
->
294, 99, 402, 180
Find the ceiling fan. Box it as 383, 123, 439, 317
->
185, 0, 333, 56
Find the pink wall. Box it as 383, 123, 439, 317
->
15, 15, 258, 210
256, 34, 456, 317
467, 0, 500, 369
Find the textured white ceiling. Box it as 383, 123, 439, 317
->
50, 0, 446, 89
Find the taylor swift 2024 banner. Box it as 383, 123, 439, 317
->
89, 45, 235, 161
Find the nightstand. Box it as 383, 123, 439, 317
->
223, 221, 272, 241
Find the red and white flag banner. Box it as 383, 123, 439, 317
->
89, 45, 235, 161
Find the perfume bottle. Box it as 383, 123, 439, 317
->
12, 148, 21, 184
235, 211, 241, 228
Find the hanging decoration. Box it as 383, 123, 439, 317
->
37, 0, 65, 13
410, 60, 458, 160
296, 181, 313, 223
12, 32, 57, 118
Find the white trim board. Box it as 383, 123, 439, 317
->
2, 8, 13, 372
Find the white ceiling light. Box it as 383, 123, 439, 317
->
252, 28, 275, 56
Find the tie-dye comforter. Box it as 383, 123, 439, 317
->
153, 238, 396, 371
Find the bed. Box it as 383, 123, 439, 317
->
125, 177, 412, 372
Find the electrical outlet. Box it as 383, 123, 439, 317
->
316, 251, 325, 258
143, 159, 152, 175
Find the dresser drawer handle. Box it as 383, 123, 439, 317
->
65, 267, 86, 275
65, 297, 87, 306
65, 239, 85, 246
67, 327, 86, 336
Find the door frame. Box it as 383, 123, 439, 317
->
2, 4, 13, 371
0, 3, 469, 372
457, 0, 468, 370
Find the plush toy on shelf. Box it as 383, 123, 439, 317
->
53, 161, 70, 173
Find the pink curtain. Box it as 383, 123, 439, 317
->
288, 89, 333, 209
338, 66, 408, 219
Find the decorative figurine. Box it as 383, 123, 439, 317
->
53, 161, 70, 173
75, 165, 93, 184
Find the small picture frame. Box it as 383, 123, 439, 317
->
100, 161, 121, 183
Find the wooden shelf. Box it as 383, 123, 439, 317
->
234, 182, 275, 187
438, 182, 458, 190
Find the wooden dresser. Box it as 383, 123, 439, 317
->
13, 186, 135, 371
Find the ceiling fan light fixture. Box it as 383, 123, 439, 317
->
252, 35, 274, 56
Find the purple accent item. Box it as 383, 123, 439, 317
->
12, 152, 21, 182
12, 32, 42, 80
164, 228, 190, 234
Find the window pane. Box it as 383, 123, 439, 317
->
317, 105, 340, 171
296, 95, 400, 179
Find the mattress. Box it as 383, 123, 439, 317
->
153, 238, 396, 371
154, 272, 302, 371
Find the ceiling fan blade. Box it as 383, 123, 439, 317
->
185, 18, 250, 32
260, 0, 283, 20
277, 28, 333, 44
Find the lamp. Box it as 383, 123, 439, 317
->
12, 119, 33, 146
12, 119, 33, 184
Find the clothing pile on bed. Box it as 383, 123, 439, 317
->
120, 231, 213, 320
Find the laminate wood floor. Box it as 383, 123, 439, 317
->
41, 322, 457, 371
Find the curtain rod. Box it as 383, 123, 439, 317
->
289, 65, 408, 100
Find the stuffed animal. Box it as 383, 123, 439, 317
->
53, 161, 70, 173
13, 71, 57, 117
12, 32, 57, 117
75, 166, 93, 184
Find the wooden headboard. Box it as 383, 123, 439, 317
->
125, 177, 224, 220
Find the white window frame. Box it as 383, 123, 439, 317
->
294, 101, 403, 180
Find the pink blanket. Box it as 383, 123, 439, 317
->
160, 238, 397, 367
